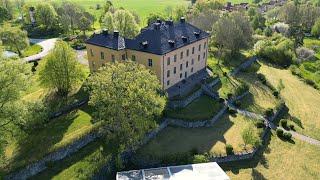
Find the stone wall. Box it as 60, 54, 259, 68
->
5, 131, 101, 180
167, 88, 203, 109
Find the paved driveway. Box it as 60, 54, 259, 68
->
23, 38, 57, 62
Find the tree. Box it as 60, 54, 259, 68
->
146, 13, 166, 25
78, 15, 92, 35
212, 12, 253, 55
188, 9, 220, 31
57, 2, 82, 34
173, 5, 187, 21
311, 18, 320, 37
0, 6, 11, 23
0, 24, 29, 56
15, 0, 25, 23
251, 13, 266, 30
102, 12, 114, 31
35, 3, 58, 29
39, 41, 86, 96
241, 125, 261, 150
113, 10, 139, 38
87, 62, 166, 151
0, 0, 13, 19
0, 51, 31, 163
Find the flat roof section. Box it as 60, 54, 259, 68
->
116, 162, 230, 180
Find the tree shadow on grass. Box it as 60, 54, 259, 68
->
252, 168, 267, 180
6, 111, 79, 174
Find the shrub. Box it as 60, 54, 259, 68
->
234, 100, 241, 107
305, 79, 315, 86
225, 144, 234, 155
296, 47, 315, 63
272, 90, 279, 98
228, 108, 237, 115
257, 73, 267, 84
219, 98, 225, 103
280, 119, 287, 128
193, 154, 209, 163
283, 132, 292, 140
265, 108, 274, 117
255, 120, 265, 128
289, 124, 295, 131
276, 128, 284, 137
227, 93, 233, 99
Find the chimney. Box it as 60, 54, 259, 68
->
154, 23, 160, 30
113, 30, 119, 37
194, 31, 200, 37
165, 20, 173, 26
102, 29, 108, 35
141, 41, 148, 48
181, 36, 188, 42
156, 18, 161, 23
168, 40, 175, 47
180, 17, 185, 23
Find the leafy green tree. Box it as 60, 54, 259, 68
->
39, 41, 86, 96
264, 26, 273, 37
146, 13, 166, 25
0, 0, 13, 19
57, 2, 82, 34
251, 13, 266, 30
212, 12, 253, 55
35, 3, 58, 29
0, 51, 31, 164
173, 5, 187, 21
311, 18, 320, 37
0, 6, 11, 23
113, 10, 139, 38
15, 0, 25, 23
78, 15, 92, 35
87, 61, 166, 151
0, 24, 29, 56
241, 125, 261, 150
102, 12, 114, 30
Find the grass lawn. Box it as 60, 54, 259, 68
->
21, 44, 42, 58
2, 108, 96, 174
224, 131, 320, 179
25, 0, 190, 26
31, 139, 113, 180
259, 63, 320, 140
166, 95, 224, 121
237, 63, 279, 114
136, 114, 260, 158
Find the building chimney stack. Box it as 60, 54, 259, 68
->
102, 29, 108, 35
113, 30, 119, 37
154, 23, 160, 30
180, 17, 185, 23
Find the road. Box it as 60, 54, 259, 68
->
23, 38, 58, 62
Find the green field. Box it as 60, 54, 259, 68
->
225, 131, 320, 179
166, 95, 224, 121
136, 114, 260, 158
25, 0, 190, 25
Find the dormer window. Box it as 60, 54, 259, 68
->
194, 31, 200, 37
142, 41, 148, 48
182, 36, 188, 42
168, 40, 175, 47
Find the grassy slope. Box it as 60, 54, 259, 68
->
21, 44, 42, 58
136, 114, 259, 157
166, 95, 223, 121
3, 110, 94, 173
225, 132, 320, 179
259, 64, 320, 140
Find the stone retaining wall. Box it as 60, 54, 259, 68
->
5, 131, 101, 180
167, 88, 203, 109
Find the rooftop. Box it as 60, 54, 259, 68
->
116, 162, 230, 180
86, 17, 210, 55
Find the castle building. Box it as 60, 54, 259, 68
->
86, 17, 210, 90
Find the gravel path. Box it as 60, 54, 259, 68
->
23, 38, 58, 62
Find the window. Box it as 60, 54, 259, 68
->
198, 44, 201, 51
167, 70, 170, 77
111, 55, 115, 62
192, 47, 195, 54
132, 55, 136, 61
192, 59, 194, 65
180, 64, 183, 70
167, 57, 170, 65
191, 67, 194, 73
122, 54, 126, 60
180, 51, 183, 59
148, 59, 153, 67
167, 80, 170, 85
203, 52, 206, 59
180, 73, 182, 78
198, 55, 200, 61
204, 42, 207, 49
186, 49, 189, 57
174, 67, 176, 74
100, 52, 104, 60
186, 61, 189, 68
90, 49, 94, 57
174, 54, 177, 62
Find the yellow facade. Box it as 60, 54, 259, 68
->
86, 37, 209, 90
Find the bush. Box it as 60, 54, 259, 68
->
305, 79, 315, 86
234, 100, 241, 107
228, 108, 237, 115
296, 47, 315, 63
257, 73, 267, 84
255, 120, 265, 128
265, 108, 273, 117
219, 98, 225, 103
289, 124, 295, 131
283, 132, 292, 140
276, 128, 284, 137
227, 93, 233, 99
280, 119, 287, 128
272, 90, 279, 98
193, 154, 209, 163
225, 144, 234, 155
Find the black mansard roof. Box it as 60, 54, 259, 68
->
86, 18, 210, 55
